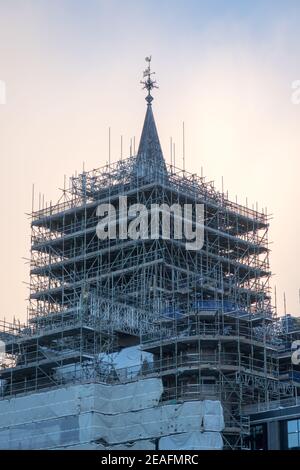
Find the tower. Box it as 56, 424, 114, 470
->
0, 58, 296, 450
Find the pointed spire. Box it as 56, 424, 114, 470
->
135, 57, 168, 182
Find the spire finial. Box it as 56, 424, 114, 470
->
140, 56, 158, 104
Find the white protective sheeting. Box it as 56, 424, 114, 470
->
79, 400, 223, 445
88, 401, 203, 444
93, 378, 163, 414
112, 345, 154, 369
0, 378, 224, 450
159, 431, 223, 450
55, 346, 154, 382
0, 378, 163, 428
202, 400, 225, 432
0, 415, 80, 449
100, 345, 154, 380
0, 386, 84, 427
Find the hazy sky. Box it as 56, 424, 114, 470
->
0, 0, 299, 322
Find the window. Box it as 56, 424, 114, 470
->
287, 419, 300, 449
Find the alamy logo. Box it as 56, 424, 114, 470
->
291, 80, 300, 105
291, 340, 300, 365
96, 196, 204, 250
0, 80, 6, 105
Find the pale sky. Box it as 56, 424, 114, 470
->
0, 0, 299, 322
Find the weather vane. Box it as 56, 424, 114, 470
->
140, 56, 158, 104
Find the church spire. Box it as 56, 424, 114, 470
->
135, 57, 168, 181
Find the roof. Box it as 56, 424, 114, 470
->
134, 102, 168, 182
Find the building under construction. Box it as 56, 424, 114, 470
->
0, 59, 300, 450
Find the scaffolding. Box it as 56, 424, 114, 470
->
0, 75, 298, 449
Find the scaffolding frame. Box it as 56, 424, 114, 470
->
0, 153, 293, 450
